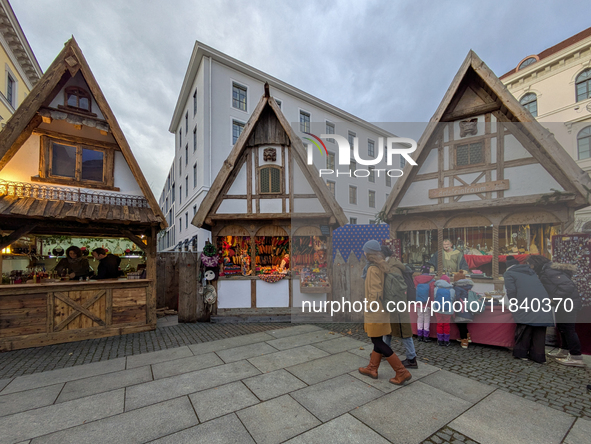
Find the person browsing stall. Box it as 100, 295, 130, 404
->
91, 248, 121, 280
54, 246, 91, 279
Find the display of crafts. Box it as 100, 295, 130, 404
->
292, 236, 327, 271
255, 236, 289, 267
300, 267, 329, 288
217, 236, 251, 276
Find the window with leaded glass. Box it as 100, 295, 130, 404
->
232, 83, 247, 111
327, 152, 335, 170
456, 142, 484, 167
520, 93, 537, 117
578, 126, 591, 160
300, 110, 310, 133
576, 69, 591, 102
369, 190, 376, 208
232, 120, 245, 144
327, 181, 335, 197
260, 166, 282, 194
368, 139, 375, 157
349, 185, 357, 205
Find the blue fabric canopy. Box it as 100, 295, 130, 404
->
332, 224, 390, 262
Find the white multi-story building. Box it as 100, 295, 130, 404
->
500, 26, 591, 231
159, 41, 401, 251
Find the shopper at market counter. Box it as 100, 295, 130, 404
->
428, 239, 469, 273
503, 256, 553, 363
91, 248, 121, 280
358, 240, 412, 385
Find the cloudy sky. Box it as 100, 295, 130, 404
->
11, 0, 591, 196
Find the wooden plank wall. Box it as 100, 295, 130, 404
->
156, 253, 180, 310
331, 250, 366, 323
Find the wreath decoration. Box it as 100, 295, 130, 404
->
203, 242, 217, 257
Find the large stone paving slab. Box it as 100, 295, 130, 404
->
0, 389, 124, 444
248, 345, 329, 373
30, 396, 198, 444
57, 366, 153, 403
125, 360, 260, 411
312, 336, 368, 354
285, 352, 369, 385
284, 413, 391, 444
265, 330, 336, 350
150, 413, 255, 444
189, 381, 259, 422
265, 324, 323, 338
291, 374, 383, 422
126, 346, 193, 369
1, 358, 126, 394
564, 417, 591, 444
351, 381, 472, 444
242, 369, 307, 401
188, 332, 275, 355
151, 352, 224, 379
216, 342, 279, 363
0, 379, 12, 393
450, 390, 575, 444
0, 384, 63, 418
237, 395, 321, 444
420, 369, 496, 404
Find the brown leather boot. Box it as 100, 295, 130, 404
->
385, 353, 413, 385
359, 351, 381, 379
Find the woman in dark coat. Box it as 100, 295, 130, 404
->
54, 246, 91, 279
527, 255, 584, 367
504, 256, 554, 363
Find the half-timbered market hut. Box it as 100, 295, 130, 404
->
0, 38, 166, 351
193, 85, 347, 320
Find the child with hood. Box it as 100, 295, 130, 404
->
432, 274, 455, 346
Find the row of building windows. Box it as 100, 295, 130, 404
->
519, 68, 591, 118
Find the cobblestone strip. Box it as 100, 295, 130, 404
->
0, 322, 292, 379
421, 426, 480, 444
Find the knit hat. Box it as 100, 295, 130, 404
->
362, 240, 382, 254
453, 271, 466, 282
420, 264, 431, 274
506, 256, 519, 268
440, 274, 450, 283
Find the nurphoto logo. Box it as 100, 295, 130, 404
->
303, 132, 418, 178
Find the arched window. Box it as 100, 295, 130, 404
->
64, 86, 91, 112
518, 57, 537, 70
575, 69, 591, 102
259, 166, 282, 194
520, 93, 537, 117
577, 126, 591, 160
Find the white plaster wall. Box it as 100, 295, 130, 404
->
0, 135, 39, 182
292, 278, 327, 308
418, 148, 438, 174
490, 137, 497, 163
218, 280, 251, 308
504, 164, 563, 197
218, 199, 247, 213
399, 179, 438, 206
114, 152, 143, 195
294, 198, 324, 213
257, 279, 289, 307
293, 162, 315, 193
491, 170, 497, 181
227, 163, 247, 195
443, 125, 449, 143
48, 72, 105, 120
455, 172, 485, 184
491, 114, 497, 133
444, 146, 449, 170
260, 198, 282, 213
503, 134, 532, 161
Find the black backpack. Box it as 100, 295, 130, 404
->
402, 265, 416, 302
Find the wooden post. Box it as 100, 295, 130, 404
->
437, 227, 444, 274
178, 252, 198, 322
145, 226, 157, 326
492, 225, 499, 279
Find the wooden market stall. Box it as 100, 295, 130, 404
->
193, 85, 347, 319
0, 38, 166, 351
384, 50, 591, 296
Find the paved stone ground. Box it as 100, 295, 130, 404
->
1, 319, 591, 427
2, 324, 590, 444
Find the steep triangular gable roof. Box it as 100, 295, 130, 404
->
193, 86, 348, 230
383, 50, 591, 217
0, 37, 166, 229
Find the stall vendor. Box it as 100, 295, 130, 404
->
91, 248, 121, 279
54, 246, 91, 279
428, 239, 469, 273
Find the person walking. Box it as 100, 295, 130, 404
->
358, 240, 412, 385
526, 255, 585, 367
504, 256, 554, 363
380, 246, 418, 369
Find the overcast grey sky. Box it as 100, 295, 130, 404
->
11, 0, 591, 196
